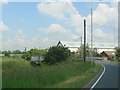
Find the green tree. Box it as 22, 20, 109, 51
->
12, 50, 22, 54
92, 51, 101, 57
21, 48, 47, 61
0, 50, 2, 54
78, 44, 100, 58
44, 46, 70, 64
115, 47, 120, 60
79, 44, 90, 57
2, 51, 11, 57
21, 52, 31, 60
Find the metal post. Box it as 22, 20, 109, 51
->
113, 26, 115, 60
80, 37, 82, 59
24, 47, 27, 52
91, 0, 93, 62
84, 19, 86, 62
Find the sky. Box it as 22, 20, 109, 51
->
0, 0, 118, 51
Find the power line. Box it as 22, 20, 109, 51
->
64, 0, 77, 15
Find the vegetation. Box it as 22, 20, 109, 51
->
2, 56, 102, 88
79, 44, 101, 57
44, 46, 70, 64
1, 50, 23, 57
12, 50, 22, 54
115, 47, 120, 61
2, 51, 10, 57
2, 45, 102, 88
21, 48, 47, 61
92, 51, 101, 57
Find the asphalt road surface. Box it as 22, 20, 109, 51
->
91, 60, 119, 89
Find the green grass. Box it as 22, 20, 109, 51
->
0, 56, 1, 89
2, 56, 102, 88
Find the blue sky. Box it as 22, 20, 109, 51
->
0, 1, 118, 50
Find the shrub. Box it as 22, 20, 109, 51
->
115, 47, 120, 61
21, 52, 31, 61
44, 46, 70, 64
4, 51, 10, 57
12, 55, 20, 58
21, 48, 47, 61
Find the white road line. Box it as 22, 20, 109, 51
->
90, 65, 106, 90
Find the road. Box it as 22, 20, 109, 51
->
90, 60, 119, 89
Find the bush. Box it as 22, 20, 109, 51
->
115, 47, 120, 60
44, 46, 70, 64
21, 48, 47, 61
21, 52, 31, 61
4, 51, 10, 57
12, 55, 20, 58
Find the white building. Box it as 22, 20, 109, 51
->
57, 41, 80, 52
56, 41, 116, 53
94, 47, 115, 54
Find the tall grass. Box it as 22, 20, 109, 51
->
0, 56, 2, 89
2, 56, 101, 88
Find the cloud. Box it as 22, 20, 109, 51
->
69, 14, 84, 27
85, 3, 117, 44
37, 0, 80, 20
37, 2, 117, 42
2, 2, 118, 50
94, 28, 113, 43
2, 29, 58, 50
87, 3, 117, 26
37, 2, 69, 19
94, 29, 107, 38
0, 0, 8, 4
46, 24, 68, 34
39, 23, 82, 42
71, 34, 80, 41
0, 21, 9, 31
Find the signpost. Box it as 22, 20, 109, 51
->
84, 19, 86, 62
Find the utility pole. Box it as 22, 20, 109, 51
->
81, 37, 82, 46
24, 47, 27, 52
91, 0, 93, 62
80, 37, 82, 59
84, 19, 86, 62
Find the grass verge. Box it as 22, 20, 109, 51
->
2, 56, 102, 88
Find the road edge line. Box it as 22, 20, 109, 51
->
90, 64, 106, 90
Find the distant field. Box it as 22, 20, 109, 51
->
0, 54, 4, 57
0, 54, 22, 57
2, 56, 102, 88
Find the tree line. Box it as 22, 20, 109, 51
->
1, 46, 120, 64
1, 50, 23, 57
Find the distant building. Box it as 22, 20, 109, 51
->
56, 41, 79, 52
101, 51, 115, 60
56, 41, 116, 53
94, 48, 115, 54
57, 41, 64, 47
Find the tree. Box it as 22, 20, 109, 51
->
115, 47, 120, 60
2, 51, 11, 57
12, 50, 22, 54
0, 50, 2, 54
79, 43, 90, 58
44, 46, 70, 64
92, 51, 101, 57
78, 43, 101, 58
21, 48, 47, 61
21, 52, 31, 61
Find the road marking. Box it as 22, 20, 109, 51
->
90, 65, 106, 90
